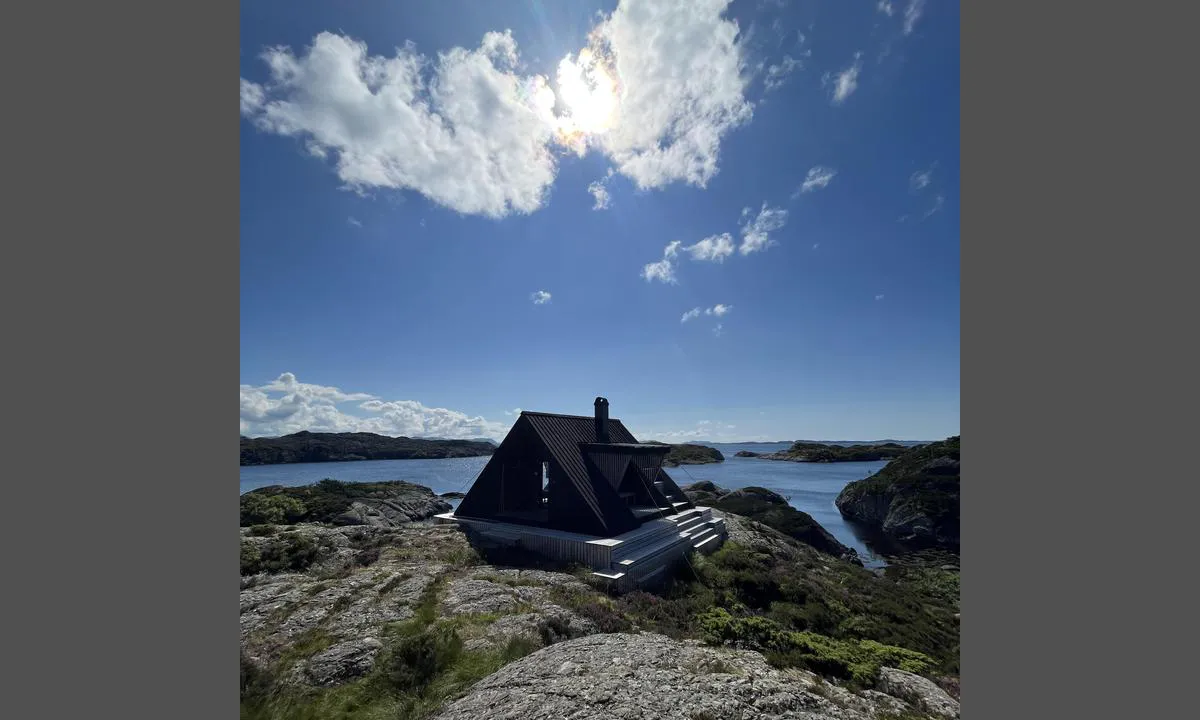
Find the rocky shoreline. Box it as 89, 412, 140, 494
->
736, 442, 910, 463
240, 478, 960, 720
835, 437, 960, 551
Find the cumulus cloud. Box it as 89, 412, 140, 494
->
587, 167, 616, 210
903, 0, 927, 35
504, 408, 523, 416
877, 1, 895, 16
795, 166, 837, 195
875, 294, 885, 301
347, 216, 362, 227
240, 373, 507, 440
239, 31, 559, 219
588, 181, 611, 210
531, 290, 552, 304
739, 203, 788, 255
240, 1, 756, 218
685, 232, 735, 263
642, 240, 682, 283
681, 307, 702, 323
824, 52, 863, 106
705, 303, 733, 317
712, 323, 725, 337
586, 0, 754, 190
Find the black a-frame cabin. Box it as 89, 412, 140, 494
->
454, 397, 695, 537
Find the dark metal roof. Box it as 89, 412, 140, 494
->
520, 411, 642, 522
579, 442, 671, 456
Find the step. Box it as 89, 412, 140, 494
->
591, 570, 627, 581
693, 534, 722, 551
616, 532, 694, 567
688, 527, 715, 545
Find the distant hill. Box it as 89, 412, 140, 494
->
240, 431, 496, 466
835, 436, 960, 551
743, 441, 913, 463
642, 441, 725, 467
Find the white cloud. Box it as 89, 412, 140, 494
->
240, 372, 507, 440
812, 242, 820, 249
739, 203, 788, 255
240, 1, 755, 217
824, 52, 862, 106
875, 294, 885, 301
685, 233, 735, 263
903, 0, 927, 35
505, 408, 523, 416
910, 166, 934, 192
587, 0, 755, 190
712, 323, 725, 337
795, 165, 837, 195
239, 31, 559, 219
347, 216, 362, 227
877, 1, 894, 16
923, 194, 945, 218
683, 304, 731, 323
642, 240, 682, 283
764, 55, 799, 92
531, 290, 552, 304
587, 181, 611, 210
587, 168, 615, 210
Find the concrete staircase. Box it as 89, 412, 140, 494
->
590, 506, 728, 589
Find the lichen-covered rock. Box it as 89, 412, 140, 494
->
440, 568, 590, 616
296, 637, 384, 687
877, 667, 960, 719
432, 633, 936, 720
331, 496, 452, 527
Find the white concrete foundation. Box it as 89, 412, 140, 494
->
434, 506, 728, 590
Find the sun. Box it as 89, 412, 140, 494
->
549, 48, 619, 151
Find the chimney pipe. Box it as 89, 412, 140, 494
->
594, 396, 610, 443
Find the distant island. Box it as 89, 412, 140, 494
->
643, 441, 725, 466
240, 431, 496, 466
836, 436, 960, 551
736, 441, 912, 463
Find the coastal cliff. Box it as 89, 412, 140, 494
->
835, 437, 960, 550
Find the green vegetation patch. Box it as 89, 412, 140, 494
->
698, 608, 933, 687
242, 572, 539, 720
241, 531, 338, 576
241, 479, 436, 527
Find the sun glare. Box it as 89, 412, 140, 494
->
545, 47, 619, 153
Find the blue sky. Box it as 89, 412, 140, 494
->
239, 0, 959, 443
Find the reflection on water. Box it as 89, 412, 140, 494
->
240, 443, 919, 568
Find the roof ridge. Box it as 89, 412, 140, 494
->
520, 410, 625, 423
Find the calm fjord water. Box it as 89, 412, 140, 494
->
239, 442, 891, 567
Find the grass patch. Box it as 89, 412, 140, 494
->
243, 572, 540, 720
377, 573, 412, 596
697, 608, 933, 688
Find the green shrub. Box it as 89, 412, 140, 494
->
239, 533, 334, 576
241, 493, 308, 526
379, 625, 464, 694
698, 608, 934, 688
